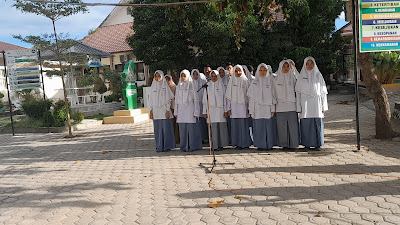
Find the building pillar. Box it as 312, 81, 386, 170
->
109, 56, 114, 71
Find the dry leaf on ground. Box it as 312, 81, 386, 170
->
208, 200, 225, 208
234, 196, 244, 199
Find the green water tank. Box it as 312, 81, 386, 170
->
122, 60, 137, 110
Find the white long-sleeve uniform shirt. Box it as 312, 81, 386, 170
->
148, 99, 171, 120
202, 91, 227, 123
174, 101, 200, 123
296, 93, 328, 119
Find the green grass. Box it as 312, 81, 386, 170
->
0, 115, 80, 128
0, 116, 44, 128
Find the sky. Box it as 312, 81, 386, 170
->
0, 0, 348, 48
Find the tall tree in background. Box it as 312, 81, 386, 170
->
127, 4, 195, 73
129, 0, 346, 78
13, 0, 88, 137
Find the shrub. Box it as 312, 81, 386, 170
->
93, 80, 108, 94
105, 94, 119, 102
21, 98, 53, 119
53, 100, 71, 127
0, 92, 4, 109
103, 68, 122, 98
42, 111, 54, 127
71, 110, 84, 123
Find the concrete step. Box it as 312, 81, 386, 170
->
103, 116, 134, 124
113, 108, 149, 117
103, 113, 149, 124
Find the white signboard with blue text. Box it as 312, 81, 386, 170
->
5, 49, 41, 90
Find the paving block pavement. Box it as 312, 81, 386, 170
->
0, 92, 400, 224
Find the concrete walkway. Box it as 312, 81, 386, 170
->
0, 93, 400, 225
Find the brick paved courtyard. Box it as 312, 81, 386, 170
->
1, 93, 400, 225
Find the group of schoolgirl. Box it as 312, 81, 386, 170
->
148, 57, 328, 152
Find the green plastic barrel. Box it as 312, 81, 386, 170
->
124, 83, 137, 110
122, 60, 137, 109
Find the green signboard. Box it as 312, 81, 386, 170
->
359, 0, 400, 52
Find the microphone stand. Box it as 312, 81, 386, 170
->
198, 81, 234, 173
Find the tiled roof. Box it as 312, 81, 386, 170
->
338, 22, 353, 37
41, 42, 113, 59
0, 41, 26, 52
82, 22, 134, 54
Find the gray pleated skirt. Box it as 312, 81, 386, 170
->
231, 118, 252, 148
178, 123, 203, 151
210, 122, 229, 150
199, 117, 209, 141
153, 119, 176, 152
276, 111, 300, 148
300, 118, 324, 148
252, 118, 278, 149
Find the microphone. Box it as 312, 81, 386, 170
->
197, 82, 209, 92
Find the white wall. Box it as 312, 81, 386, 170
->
100, 3, 133, 27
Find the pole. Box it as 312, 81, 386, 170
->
2, 51, 15, 136
205, 84, 217, 172
198, 80, 234, 173
352, 0, 361, 150
38, 50, 50, 133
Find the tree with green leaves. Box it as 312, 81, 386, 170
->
372, 52, 400, 85
128, 0, 346, 79
13, 0, 88, 137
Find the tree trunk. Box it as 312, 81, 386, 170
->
52, 20, 73, 137
358, 53, 395, 139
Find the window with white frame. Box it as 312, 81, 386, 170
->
0, 69, 6, 90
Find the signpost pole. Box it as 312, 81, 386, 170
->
38, 50, 50, 133
353, 0, 361, 151
1, 51, 15, 136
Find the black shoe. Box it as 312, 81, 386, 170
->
236, 146, 243, 150
314, 147, 321, 151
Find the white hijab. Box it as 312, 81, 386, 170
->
176, 69, 198, 105
149, 70, 174, 108
225, 65, 248, 104
207, 70, 225, 108
242, 65, 255, 81
191, 69, 207, 91
288, 59, 300, 79
216, 66, 229, 90
274, 60, 296, 103
296, 56, 328, 97
247, 63, 274, 105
